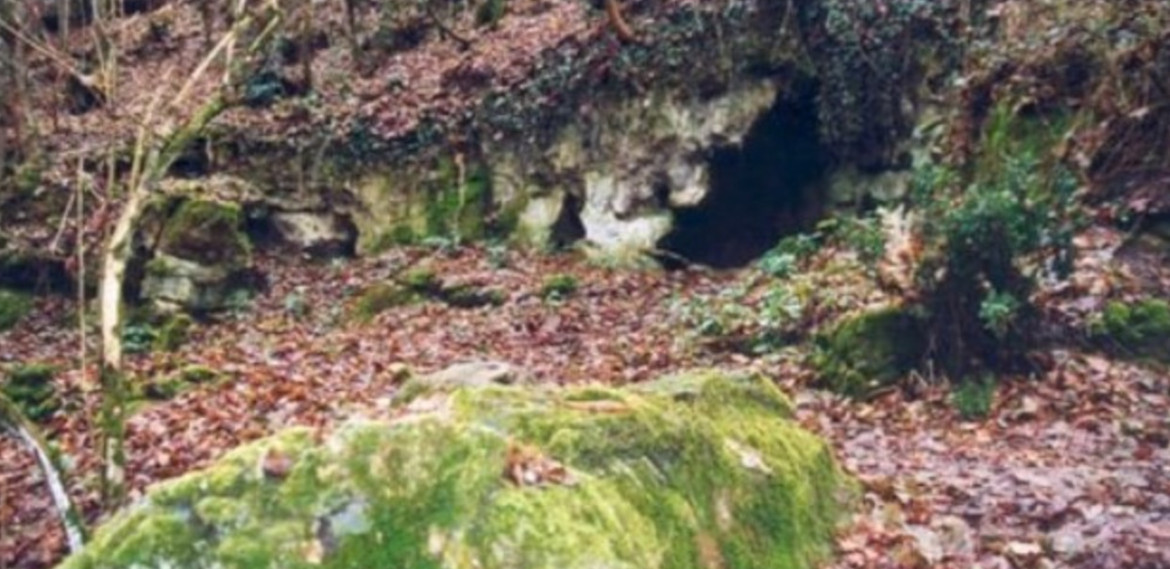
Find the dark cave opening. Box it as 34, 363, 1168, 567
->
657, 80, 830, 269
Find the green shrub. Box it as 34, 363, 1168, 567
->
0, 289, 32, 331
541, 274, 579, 300
812, 306, 926, 398
2, 363, 60, 422
1093, 299, 1170, 361
952, 376, 996, 421
910, 115, 1080, 377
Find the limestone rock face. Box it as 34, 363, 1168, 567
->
269, 211, 357, 257
141, 253, 250, 313
490, 80, 780, 257
139, 199, 254, 313
58, 370, 849, 569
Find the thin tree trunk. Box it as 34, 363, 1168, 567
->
96, 10, 278, 507
300, 1, 313, 92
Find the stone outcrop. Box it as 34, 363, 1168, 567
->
137, 197, 254, 313
58, 369, 850, 569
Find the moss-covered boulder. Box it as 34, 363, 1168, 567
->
812, 306, 926, 398
140, 198, 255, 313
59, 370, 849, 569
157, 199, 251, 268
0, 288, 33, 331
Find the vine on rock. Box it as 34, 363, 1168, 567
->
797, 0, 961, 166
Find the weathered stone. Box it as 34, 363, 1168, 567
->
59, 370, 850, 569
140, 254, 251, 313
135, 197, 256, 313
269, 211, 356, 256
156, 199, 251, 269
812, 305, 926, 398
416, 360, 533, 390
490, 80, 780, 257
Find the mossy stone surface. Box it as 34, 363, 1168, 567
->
0, 288, 32, 331
158, 199, 252, 268
812, 306, 926, 398
349, 282, 419, 322
59, 370, 849, 569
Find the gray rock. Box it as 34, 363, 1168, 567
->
141, 253, 250, 313
269, 211, 356, 256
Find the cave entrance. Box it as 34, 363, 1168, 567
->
657, 81, 829, 268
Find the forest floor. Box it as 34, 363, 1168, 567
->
2, 227, 1168, 569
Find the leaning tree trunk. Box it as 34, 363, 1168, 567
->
95, 10, 278, 508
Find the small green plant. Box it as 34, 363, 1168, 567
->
224, 289, 254, 316
1092, 299, 1170, 361
541, 274, 579, 300
154, 314, 193, 353
2, 363, 60, 422
0, 288, 32, 331
283, 288, 309, 319
757, 233, 820, 279
122, 323, 158, 355
836, 216, 886, 270
757, 251, 799, 279
952, 376, 996, 421
487, 242, 510, 269
979, 289, 1021, 340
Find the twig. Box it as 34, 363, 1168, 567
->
48, 190, 77, 255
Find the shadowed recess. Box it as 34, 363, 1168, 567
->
658, 80, 829, 269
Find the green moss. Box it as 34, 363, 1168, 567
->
402, 267, 442, 294
540, 274, 579, 300
61, 370, 849, 569
159, 199, 251, 267
0, 288, 32, 331
812, 306, 926, 398
137, 365, 222, 401
1093, 299, 1170, 361
1, 363, 60, 422
475, 0, 507, 27
442, 284, 506, 308
422, 158, 492, 242
177, 365, 219, 384
153, 314, 193, 353
371, 225, 420, 253
349, 282, 418, 322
